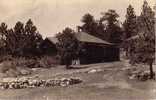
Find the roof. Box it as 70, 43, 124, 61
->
46, 32, 113, 45
125, 33, 144, 41
46, 37, 58, 44
126, 35, 139, 41
75, 32, 113, 45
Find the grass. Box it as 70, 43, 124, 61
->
0, 61, 154, 100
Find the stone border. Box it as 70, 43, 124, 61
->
0, 77, 82, 89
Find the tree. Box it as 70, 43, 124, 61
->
100, 9, 123, 43
123, 5, 137, 39
0, 19, 43, 57
13, 21, 25, 55
23, 19, 43, 56
123, 5, 137, 57
0, 22, 8, 37
56, 27, 79, 68
0, 23, 8, 55
81, 13, 96, 33
131, 0, 155, 79
80, 13, 100, 37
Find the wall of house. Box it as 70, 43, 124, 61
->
79, 43, 120, 64
40, 39, 57, 56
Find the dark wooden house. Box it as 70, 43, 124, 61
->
42, 32, 120, 64
40, 37, 58, 56
75, 32, 120, 64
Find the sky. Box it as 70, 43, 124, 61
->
0, 0, 155, 37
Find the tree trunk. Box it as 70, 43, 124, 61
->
149, 62, 154, 79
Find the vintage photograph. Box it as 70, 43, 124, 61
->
0, 0, 155, 100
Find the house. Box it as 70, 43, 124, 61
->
43, 32, 120, 64
40, 37, 58, 56
74, 32, 120, 64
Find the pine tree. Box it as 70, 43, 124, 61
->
79, 13, 107, 41
123, 5, 137, 39
1, 19, 43, 57
123, 5, 137, 57
100, 9, 123, 43
80, 13, 99, 37
131, 0, 155, 79
0, 23, 8, 55
24, 19, 43, 56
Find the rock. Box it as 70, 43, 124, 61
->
20, 69, 31, 75
60, 78, 70, 87
88, 69, 97, 73
2, 78, 16, 83
70, 77, 82, 85
1, 83, 9, 89
129, 74, 136, 80
0, 77, 82, 89
87, 69, 102, 73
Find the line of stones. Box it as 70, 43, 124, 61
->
0, 77, 82, 89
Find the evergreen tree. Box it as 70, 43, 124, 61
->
80, 13, 99, 37
0, 19, 43, 57
23, 19, 43, 56
0, 23, 8, 55
131, 0, 155, 79
123, 5, 137, 57
123, 5, 137, 39
100, 9, 123, 43
137, 0, 155, 34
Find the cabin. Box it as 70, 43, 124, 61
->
75, 32, 120, 64
43, 32, 120, 64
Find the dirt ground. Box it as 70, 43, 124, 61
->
0, 61, 156, 100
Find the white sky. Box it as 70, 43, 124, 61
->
0, 0, 155, 37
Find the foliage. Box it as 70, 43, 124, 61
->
0, 19, 43, 57
56, 27, 80, 65
0, 23, 8, 55
79, 11, 123, 44
130, 0, 155, 79
80, 13, 109, 40
123, 5, 137, 39
101, 9, 119, 25
80, 13, 99, 37
100, 9, 123, 43
123, 5, 138, 57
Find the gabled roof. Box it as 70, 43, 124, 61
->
75, 32, 113, 45
46, 32, 113, 45
46, 37, 58, 44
